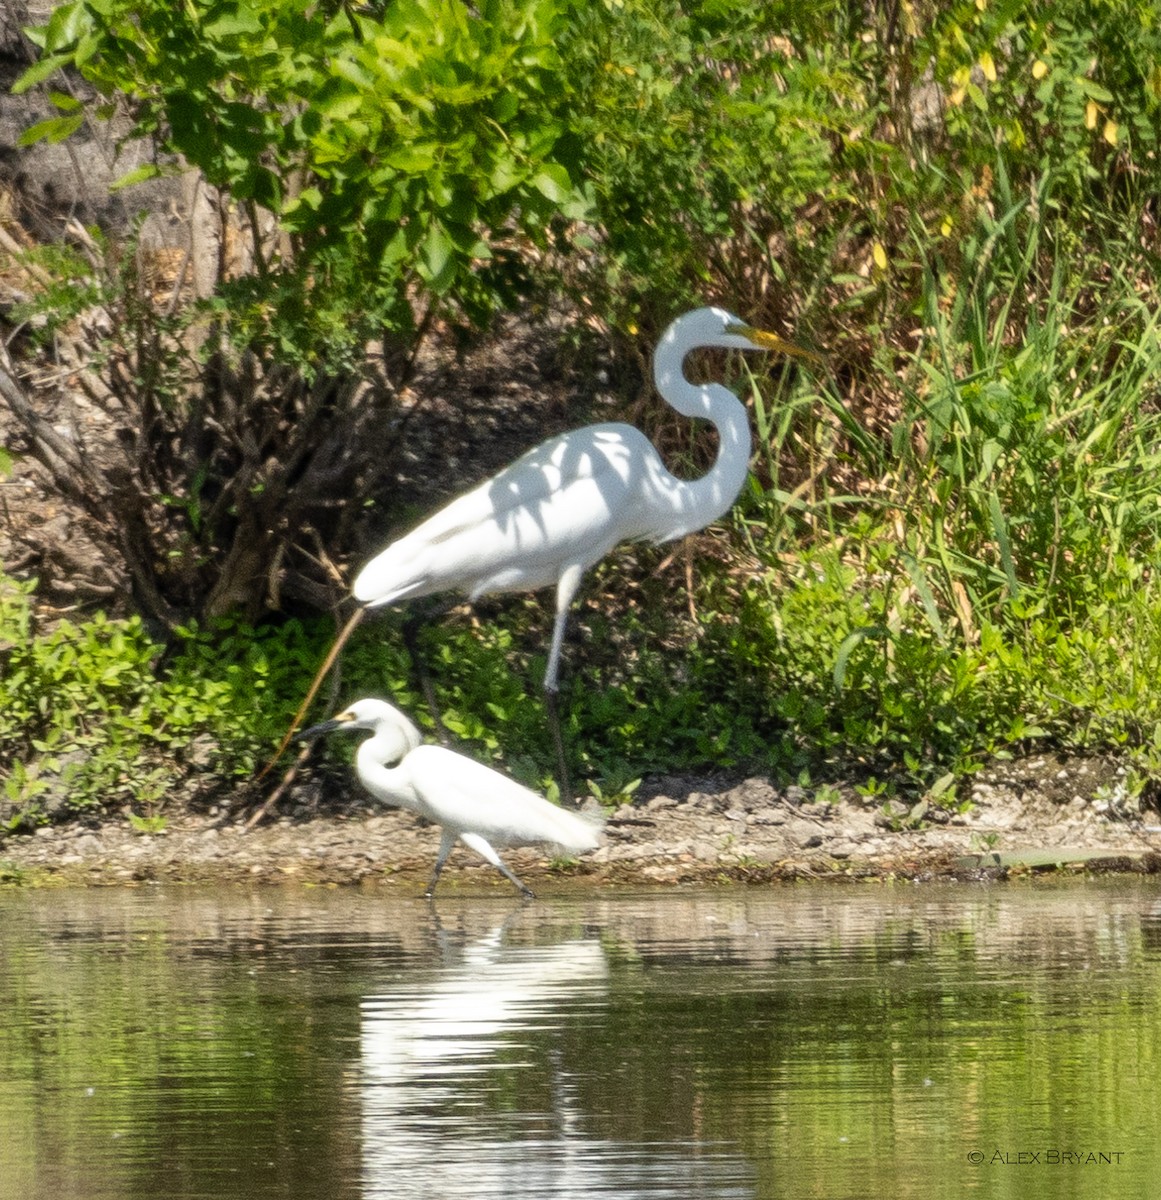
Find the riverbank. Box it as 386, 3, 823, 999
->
3, 752, 1159, 890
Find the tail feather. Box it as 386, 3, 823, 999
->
545, 800, 605, 854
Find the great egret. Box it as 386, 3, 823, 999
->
300, 697, 603, 897
356, 310, 815, 771
266, 307, 817, 800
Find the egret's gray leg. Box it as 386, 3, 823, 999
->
424, 829, 458, 898
460, 832, 535, 899
403, 599, 457, 747
544, 565, 585, 808
494, 859, 536, 900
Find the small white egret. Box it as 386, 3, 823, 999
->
300, 698, 603, 898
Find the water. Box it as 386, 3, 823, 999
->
1, 881, 1159, 1199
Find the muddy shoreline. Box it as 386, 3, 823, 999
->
3, 753, 1160, 890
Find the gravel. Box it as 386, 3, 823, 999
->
3, 756, 1160, 892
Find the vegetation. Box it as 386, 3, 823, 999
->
8, 0, 579, 621
3, 0, 1161, 824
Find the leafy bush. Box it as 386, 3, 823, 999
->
19, 0, 580, 362
556, 0, 853, 335
716, 161, 1161, 790
8, 0, 583, 624
0, 575, 333, 825
556, 0, 1161, 342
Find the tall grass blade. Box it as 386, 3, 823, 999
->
987, 491, 1020, 597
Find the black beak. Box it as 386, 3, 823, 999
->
299, 718, 344, 740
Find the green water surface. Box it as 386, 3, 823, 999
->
0, 881, 1156, 1199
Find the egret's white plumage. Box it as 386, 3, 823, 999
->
301, 698, 603, 897
353, 307, 813, 694
260, 308, 817, 804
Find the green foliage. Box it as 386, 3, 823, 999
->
714, 186, 1161, 789
10, 0, 593, 625
924, 0, 1161, 193
7, 241, 105, 345
127, 811, 168, 834
557, 0, 852, 332
0, 576, 335, 825
8, 0, 1161, 809
552, 0, 1161, 345
18, 0, 580, 366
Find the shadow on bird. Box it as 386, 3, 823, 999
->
263, 307, 820, 806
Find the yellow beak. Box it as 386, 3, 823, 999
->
728, 322, 823, 364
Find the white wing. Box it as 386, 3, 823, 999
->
352, 423, 670, 605
404, 745, 603, 854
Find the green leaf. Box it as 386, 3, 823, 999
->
531, 163, 572, 203
40, 1, 88, 52
204, 9, 264, 38
12, 53, 71, 93
978, 437, 1003, 482
18, 113, 85, 146
317, 90, 364, 122
490, 155, 524, 194
832, 626, 886, 690
47, 90, 83, 112
988, 492, 1020, 597
1075, 78, 1114, 103
420, 222, 456, 291
928, 773, 956, 799
900, 552, 946, 643
73, 31, 102, 68
289, 185, 324, 212
111, 162, 163, 190
385, 142, 438, 173
492, 91, 519, 121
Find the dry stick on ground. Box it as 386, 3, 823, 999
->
244, 606, 366, 828
257, 606, 366, 782
244, 646, 350, 830
242, 742, 316, 830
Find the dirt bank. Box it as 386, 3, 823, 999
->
3, 752, 1160, 891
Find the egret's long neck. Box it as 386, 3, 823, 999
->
356, 734, 421, 813
652, 345, 753, 534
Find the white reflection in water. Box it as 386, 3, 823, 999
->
360, 922, 753, 1199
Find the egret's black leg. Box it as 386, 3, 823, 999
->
495, 857, 536, 900
484, 854, 534, 902
544, 685, 573, 809
423, 863, 445, 900
460, 831, 535, 899
402, 599, 456, 747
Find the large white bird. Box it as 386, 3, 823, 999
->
300, 698, 603, 898
351, 308, 817, 784
264, 308, 817, 799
